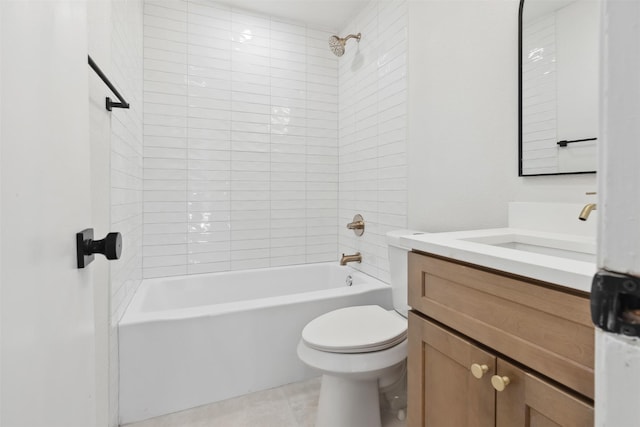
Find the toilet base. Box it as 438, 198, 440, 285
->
316, 374, 382, 427
380, 360, 407, 415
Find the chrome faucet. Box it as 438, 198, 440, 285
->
340, 252, 362, 266
579, 191, 597, 221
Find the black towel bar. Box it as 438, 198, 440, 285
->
557, 137, 597, 147
88, 55, 130, 111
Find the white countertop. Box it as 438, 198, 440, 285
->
401, 228, 597, 293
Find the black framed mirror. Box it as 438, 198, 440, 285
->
518, 0, 599, 176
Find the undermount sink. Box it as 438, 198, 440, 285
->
460, 232, 596, 263
400, 228, 597, 293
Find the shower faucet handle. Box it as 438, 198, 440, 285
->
346, 214, 365, 236
347, 220, 364, 230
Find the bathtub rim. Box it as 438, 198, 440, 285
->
119, 263, 390, 326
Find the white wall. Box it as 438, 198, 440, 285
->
407, 0, 515, 232
337, 0, 408, 283
406, 0, 597, 233
142, 0, 339, 278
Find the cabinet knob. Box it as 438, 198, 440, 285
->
470, 363, 489, 379
491, 375, 511, 391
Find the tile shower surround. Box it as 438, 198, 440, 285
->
143, 0, 340, 278
142, 0, 408, 281
338, 0, 408, 284
111, 1, 144, 426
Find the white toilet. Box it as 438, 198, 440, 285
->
297, 230, 419, 427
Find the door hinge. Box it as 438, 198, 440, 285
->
591, 270, 640, 337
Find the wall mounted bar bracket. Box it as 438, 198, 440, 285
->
87, 55, 130, 111
591, 270, 640, 337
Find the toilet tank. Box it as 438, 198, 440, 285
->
386, 230, 424, 317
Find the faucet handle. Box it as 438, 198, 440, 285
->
346, 214, 365, 236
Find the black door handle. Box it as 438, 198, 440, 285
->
76, 228, 122, 268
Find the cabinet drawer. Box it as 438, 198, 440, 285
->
408, 252, 594, 399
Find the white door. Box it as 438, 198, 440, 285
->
596, 0, 640, 425
1, 1, 97, 426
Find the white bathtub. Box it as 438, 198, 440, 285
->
118, 263, 393, 424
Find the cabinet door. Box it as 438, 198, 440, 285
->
495, 359, 594, 427
408, 313, 495, 427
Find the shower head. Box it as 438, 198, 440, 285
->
328, 33, 361, 57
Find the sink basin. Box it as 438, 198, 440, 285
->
400, 228, 597, 293
460, 232, 596, 263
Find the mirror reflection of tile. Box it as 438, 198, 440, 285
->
520, 0, 598, 175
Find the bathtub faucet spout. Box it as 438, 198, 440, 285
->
579, 203, 597, 221
340, 252, 362, 266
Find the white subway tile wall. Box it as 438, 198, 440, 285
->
338, 0, 408, 284
143, 0, 339, 278
110, 0, 144, 425
521, 13, 557, 175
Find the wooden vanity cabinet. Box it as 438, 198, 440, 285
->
407, 252, 594, 427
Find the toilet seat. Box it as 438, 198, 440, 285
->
301, 305, 407, 354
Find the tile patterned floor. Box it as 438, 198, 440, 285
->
123, 377, 407, 427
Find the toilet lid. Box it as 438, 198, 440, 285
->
302, 305, 407, 354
